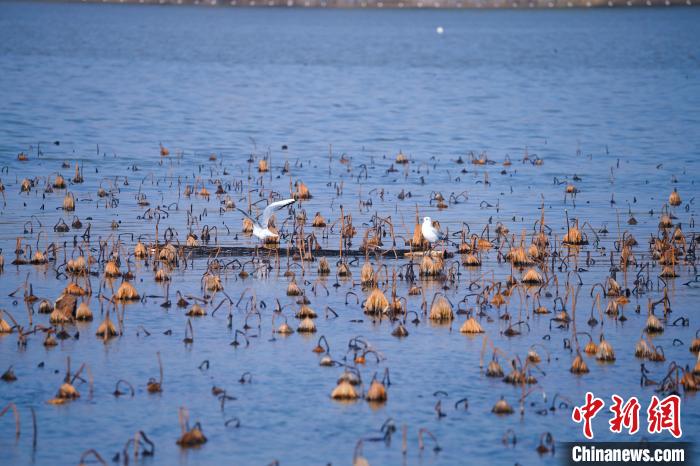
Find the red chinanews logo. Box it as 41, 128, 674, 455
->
571, 392, 682, 439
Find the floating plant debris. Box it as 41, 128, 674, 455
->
176, 407, 207, 447
0, 129, 697, 466
429, 295, 453, 322
75, 301, 93, 321
365, 379, 387, 403
297, 317, 316, 333
1, 366, 17, 382
460, 316, 484, 334
492, 396, 514, 415
331, 380, 359, 400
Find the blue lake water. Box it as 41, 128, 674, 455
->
0, 3, 699, 465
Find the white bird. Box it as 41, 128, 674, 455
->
421, 216, 447, 245
238, 198, 296, 241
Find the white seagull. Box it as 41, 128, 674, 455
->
421, 216, 448, 245
238, 198, 296, 241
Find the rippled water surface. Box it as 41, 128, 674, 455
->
1, 3, 699, 466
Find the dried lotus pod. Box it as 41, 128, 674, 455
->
429, 295, 453, 322
669, 189, 682, 207
460, 317, 484, 334
364, 289, 389, 315
331, 380, 359, 400
492, 397, 513, 415
176, 408, 207, 447
365, 379, 387, 403
75, 301, 93, 321
115, 281, 139, 301
297, 317, 316, 333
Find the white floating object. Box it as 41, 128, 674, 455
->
436, 26, 444, 35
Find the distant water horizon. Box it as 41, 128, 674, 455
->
18, 0, 699, 8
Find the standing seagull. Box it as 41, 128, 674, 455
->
238, 198, 296, 242
421, 216, 448, 246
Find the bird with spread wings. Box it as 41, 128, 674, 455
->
238, 198, 296, 242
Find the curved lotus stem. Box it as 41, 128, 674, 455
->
345, 291, 359, 305
519, 384, 547, 404
271, 312, 288, 330
0, 403, 20, 438
418, 428, 441, 452
312, 280, 329, 297
479, 335, 492, 369
362, 348, 383, 363
35, 230, 46, 255
504, 320, 530, 336
567, 270, 583, 287
405, 310, 420, 325
78, 449, 107, 466
589, 292, 604, 326
244, 310, 261, 330
134, 430, 155, 457
670, 317, 689, 327
225, 417, 241, 428
529, 344, 551, 363
434, 400, 446, 418
454, 398, 469, 410
550, 393, 573, 411
231, 330, 249, 348
316, 335, 330, 353
113, 379, 135, 397
553, 296, 566, 312
429, 292, 453, 311
538, 432, 555, 453
183, 319, 194, 344
392, 296, 407, 317
352, 439, 365, 464
211, 298, 231, 317
502, 428, 517, 446
70, 362, 94, 399
376, 263, 389, 286
322, 306, 337, 319
590, 282, 606, 298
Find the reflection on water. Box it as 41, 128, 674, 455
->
0, 3, 699, 466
